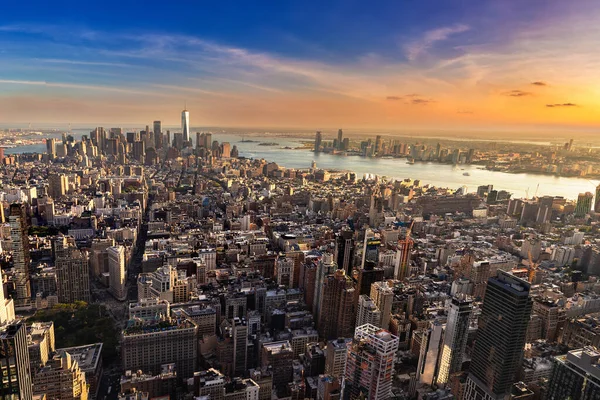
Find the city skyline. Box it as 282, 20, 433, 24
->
1, 1, 600, 131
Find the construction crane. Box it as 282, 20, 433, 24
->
528, 250, 539, 283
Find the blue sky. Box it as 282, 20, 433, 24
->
1, 0, 599, 129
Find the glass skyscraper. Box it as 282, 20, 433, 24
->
181, 108, 190, 142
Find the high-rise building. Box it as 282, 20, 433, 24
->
361, 229, 379, 268
595, 185, 600, 213
312, 254, 336, 319
575, 192, 594, 217
261, 341, 293, 390
464, 271, 533, 400
181, 108, 190, 142
317, 269, 355, 340
0, 268, 15, 326
314, 131, 323, 152
48, 174, 68, 199
370, 281, 393, 330
437, 295, 472, 386
547, 347, 600, 400
325, 338, 351, 378
344, 324, 399, 400
153, 121, 162, 149
46, 138, 56, 159
32, 351, 88, 400
394, 235, 413, 281
56, 248, 91, 304
10, 203, 31, 307
0, 322, 33, 400
334, 230, 355, 276
417, 319, 445, 386
374, 135, 382, 154
107, 246, 127, 301
232, 318, 248, 377
356, 262, 384, 298
356, 295, 381, 328
337, 129, 343, 150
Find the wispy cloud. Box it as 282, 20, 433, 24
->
546, 103, 578, 108
0, 79, 174, 97
385, 94, 435, 105
531, 81, 547, 86
404, 24, 470, 61
38, 58, 134, 68
503, 90, 533, 97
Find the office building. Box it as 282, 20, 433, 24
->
0, 268, 15, 327
417, 319, 445, 386
370, 281, 393, 330
575, 192, 594, 217
337, 129, 343, 150
595, 185, 600, 213
465, 271, 533, 400
0, 322, 32, 400
10, 203, 31, 307
58, 343, 103, 400
314, 131, 323, 152
121, 317, 198, 380
48, 174, 68, 199
261, 341, 293, 390
356, 262, 384, 298
547, 347, 600, 400
46, 138, 56, 159
32, 350, 88, 400
344, 324, 399, 400
317, 269, 355, 340
395, 235, 413, 280
334, 229, 355, 275
181, 108, 190, 142
56, 249, 91, 304
108, 246, 127, 301
437, 295, 473, 386
153, 121, 162, 149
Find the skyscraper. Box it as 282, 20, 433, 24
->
464, 271, 533, 399
153, 120, 162, 149
344, 324, 399, 400
575, 192, 594, 217
437, 295, 473, 386
337, 129, 343, 150
317, 269, 355, 340
547, 347, 600, 400
0, 322, 32, 400
595, 184, 600, 213
46, 138, 56, 159
314, 131, 323, 152
56, 248, 91, 304
9, 203, 31, 307
107, 246, 127, 301
181, 107, 190, 142
334, 229, 354, 275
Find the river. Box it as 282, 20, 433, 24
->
5, 130, 597, 200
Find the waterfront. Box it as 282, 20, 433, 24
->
6, 131, 597, 200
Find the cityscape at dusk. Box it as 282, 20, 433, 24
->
2, 2, 600, 400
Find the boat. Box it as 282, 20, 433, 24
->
463, 172, 470, 176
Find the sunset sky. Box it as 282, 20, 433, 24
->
1, 0, 600, 131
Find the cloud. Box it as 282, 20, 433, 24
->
0, 79, 176, 97
546, 103, 578, 108
385, 94, 434, 105
531, 81, 547, 86
410, 98, 434, 105
405, 24, 470, 61
503, 90, 533, 97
